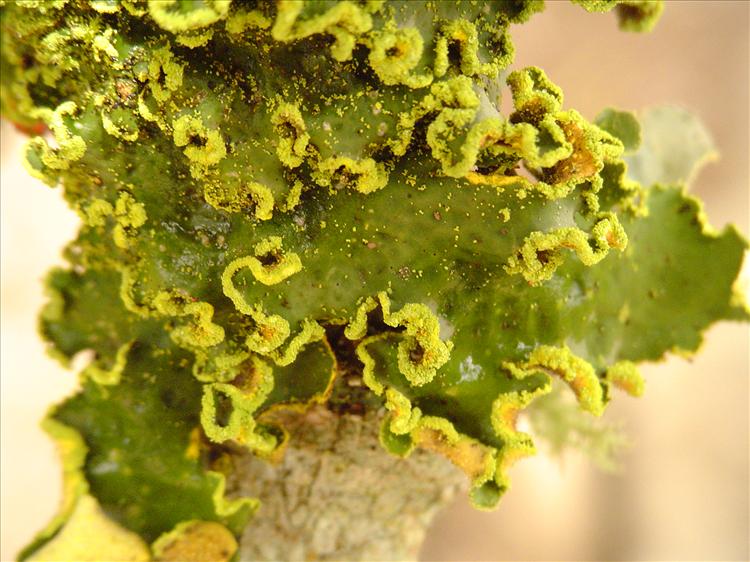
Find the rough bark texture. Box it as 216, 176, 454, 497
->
230, 407, 465, 561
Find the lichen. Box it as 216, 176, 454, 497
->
22, 102, 86, 186
27, 495, 150, 562
3, 0, 748, 557
504, 213, 628, 285
200, 359, 277, 453
152, 520, 237, 562
605, 360, 645, 397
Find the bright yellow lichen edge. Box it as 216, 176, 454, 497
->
79, 192, 148, 250
147, 0, 231, 35
272, 1, 513, 81
26, 494, 151, 562
91, 4, 612, 217
22, 102, 86, 187
81, 341, 133, 387
220, 235, 328, 363
269, 100, 389, 196
116, 233, 319, 385
82, 39, 277, 222
197, 287, 454, 457
17, 414, 90, 560
152, 290, 226, 349
355, 333, 645, 509
254, 338, 339, 464
117, 261, 243, 384
271, 0, 379, 62
200, 355, 278, 455
383, 68, 628, 208
85, 0, 517, 81
120, 271, 230, 357
198, 341, 339, 463
345, 292, 453, 387
7, 9, 640, 226
504, 212, 628, 285
265, 68, 631, 216
21, 44, 634, 229
18, 408, 257, 562
362, 340, 550, 509
197, 276, 648, 491
433, 18, 514, 80
504, 345, 607, 416
18, 413, 150, 561
171, 113, 228, 180
151, 520, 238, 562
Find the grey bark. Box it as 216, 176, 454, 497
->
231, 406, 465, 561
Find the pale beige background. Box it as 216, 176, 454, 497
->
1, 2, 748, 561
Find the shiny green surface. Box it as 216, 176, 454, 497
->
54, 345, 255, 543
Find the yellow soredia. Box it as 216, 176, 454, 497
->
152, 520, 238, 562
29, 495, 150, 562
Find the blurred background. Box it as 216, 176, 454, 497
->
1, 2, 747, 560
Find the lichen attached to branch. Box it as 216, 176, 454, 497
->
2, 0, 747, 559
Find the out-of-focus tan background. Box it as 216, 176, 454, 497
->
1, 2, 747, 561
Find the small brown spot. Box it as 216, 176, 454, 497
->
409, 342, 425, 365
433, 211, 442, 221
386, 44, 404, 58
259, 324, 277, 341
257, 251, 281, 267
115, 80, 135, 101
366, 241, 377, 249
188, 133, 207, 148
230, 360, 258, 392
